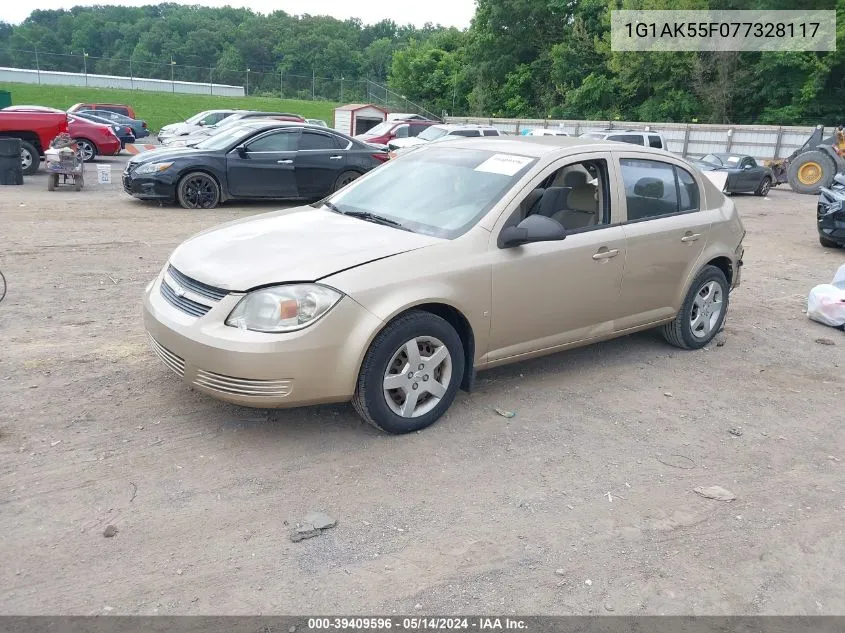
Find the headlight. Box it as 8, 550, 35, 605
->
225, 284, 343, 333
134, 161, 174, 175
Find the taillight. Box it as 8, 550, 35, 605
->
372, 153, 389, 163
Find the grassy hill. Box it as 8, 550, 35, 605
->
0, 82, 338, 132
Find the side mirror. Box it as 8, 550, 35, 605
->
500, 214, 567, 248
634, 177, 664, 199
744, 164, 752, 170
198, 120, 207, 126
236, 145, 247, 157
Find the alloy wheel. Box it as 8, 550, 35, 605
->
181, 175, 218, 209
690, 281, 724, 339
382, 336, 452, 418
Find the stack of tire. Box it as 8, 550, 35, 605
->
0, 137, 23, 185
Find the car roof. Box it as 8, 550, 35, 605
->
431, 135, 677, 158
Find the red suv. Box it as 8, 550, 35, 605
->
68, 103, 137, 119
355, 119, 437, 146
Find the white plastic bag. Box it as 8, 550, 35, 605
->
808, 264, 845, 327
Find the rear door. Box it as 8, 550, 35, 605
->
739, 157, 763, 191
226, 128, 300, 198
614, 153, 717, 328
294, 130, 348, 198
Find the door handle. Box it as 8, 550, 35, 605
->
277, 159, 293, 164
592, 249, 620, 260
681, 233, 701, 242
329, 155, 343, 160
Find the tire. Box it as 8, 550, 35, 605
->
75, 139, 97, 163
819, 235, 842, 249
20, 140, 39, 176
352, 310, 465, 434
755, 176, 771, 197
176, 172, 221, 209
662, 265, 729, 350
786, 151, 836, 195
333, 170, 360, 192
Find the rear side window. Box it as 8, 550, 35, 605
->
648, 135, 663, 148
621, 158, 701, 221
451, 130, 480, 137
483, 129, 500, 136
608, 134, 645, 145
409, 124, 427, 137
299, 131, 341, 150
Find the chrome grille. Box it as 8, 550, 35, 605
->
159, 265, 229, 318
167, 265, 228, 302
160, 280, 211, 317
194, 369, 293, 398
147, 334, 185, 377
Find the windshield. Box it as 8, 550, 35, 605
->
360, 121, 395, 137
322, 147, 537, 239
186, 111, 212, 124
700, 154, 724, 166
193, 126, 256, 150
418, 127, 449, 141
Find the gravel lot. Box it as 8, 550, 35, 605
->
1, 154, 844, 615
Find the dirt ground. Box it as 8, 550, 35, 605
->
1, 154, 844, 616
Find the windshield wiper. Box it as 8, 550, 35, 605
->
341, 210, 409, 230
320, 201, 410, 231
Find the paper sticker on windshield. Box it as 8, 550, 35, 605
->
475, 154, 533, 176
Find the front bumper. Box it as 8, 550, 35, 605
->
818, 209, 845, 246
123, 170, 177, 201
142, 271, 383, 408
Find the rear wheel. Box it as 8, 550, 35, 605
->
20, 140, 39, 176
819, 235, 842, 249
76, 139, 97, 162
177, 172, 221, 209
333, 170, 360, 192
352, 311, 465, 434
662, 265, 729, 350
755, 176, 771, 196
787, 151, 836, 194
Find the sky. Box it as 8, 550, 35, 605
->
1, 0, 477, 28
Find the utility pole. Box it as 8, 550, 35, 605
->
312, 68, 315, 100
209, 68, 213, 95
280, 69, 284, 99
83, 49, 88, 86
170, 56, 176, 93
340, 76, 344, 103
452, 70, 457, 115
129, 57, 133, 89
34, 45, 40, 84
246, 68, 250, 96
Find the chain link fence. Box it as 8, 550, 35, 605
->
0, 47, 439, 117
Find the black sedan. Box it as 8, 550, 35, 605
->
693, 153, 775, 196
72, 110, 136, 148
123, 121, 389, 209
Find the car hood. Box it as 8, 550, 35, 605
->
169, 207, 442, 291
389, 137, 427, 149
128, 146, 208, 166
160, 123, 199, 137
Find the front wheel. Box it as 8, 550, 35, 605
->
177, 172, 221, 209
352, 311, 465, 434
76, 139, 97, 162
20, 140, 39, 175
755, 176, 771, 197
662, 265, 729, 350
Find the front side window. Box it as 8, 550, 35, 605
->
394, 125, 409, 138
323, 147, 537, 239
246, 130, 299, 152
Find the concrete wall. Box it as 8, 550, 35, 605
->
446, 116, 820, 162
0, 67, 245, 97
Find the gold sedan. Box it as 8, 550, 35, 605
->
143, 137, 745, 434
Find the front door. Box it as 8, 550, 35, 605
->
226, 129, 299, 198
294, 130, 348, 198
487, 152, 627, 361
